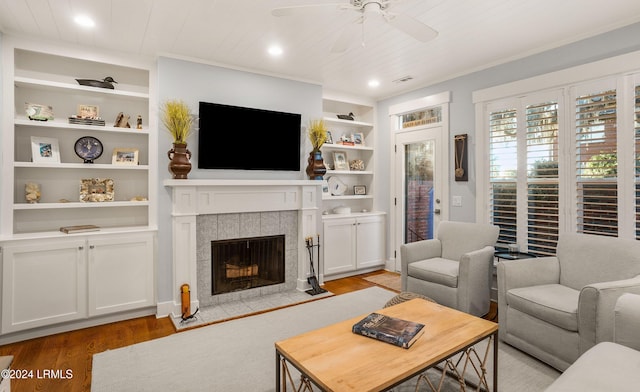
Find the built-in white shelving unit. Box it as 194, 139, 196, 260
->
320, 94, 385, 280
0, 38, 157, 343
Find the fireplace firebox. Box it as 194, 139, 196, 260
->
211, 235, 285, 295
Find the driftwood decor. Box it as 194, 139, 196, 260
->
454, 134, 468, 182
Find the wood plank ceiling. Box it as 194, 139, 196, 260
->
1, 0, 640, 99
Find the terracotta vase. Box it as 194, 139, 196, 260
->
168, 143, 192, 179
306, 150, 327, 180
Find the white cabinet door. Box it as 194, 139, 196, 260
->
1, 238, 87, 333
356, 215, 386, 269
88, 233, 155, 316
323, 218, 357, 275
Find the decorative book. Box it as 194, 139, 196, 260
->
60, 225, 100, 234
352, 312, 425, 349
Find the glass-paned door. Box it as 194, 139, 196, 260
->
395, 128, 443, 245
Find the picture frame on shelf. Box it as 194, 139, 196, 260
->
352, 132, 364, 146
322, 179, 330, 195
80, 178, 114, 202
112, 148, 139, 166
30, 136, 60, 164
354, 185, 367, 195
77, 104, 99, 119
333, 151, 349, 171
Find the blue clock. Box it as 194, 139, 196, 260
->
74, 136, 103, 163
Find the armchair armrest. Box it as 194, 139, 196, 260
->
497, 256, 560, 294
401, 239, 441, 265
457, 246, 495, 315
614, 293, 640, 351
578, 275, 640, 352
400, 239, 441, 291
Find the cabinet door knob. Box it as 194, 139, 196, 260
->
78, 246, 84, 250
89, 245, 95, 249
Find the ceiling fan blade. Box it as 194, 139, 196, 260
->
383, 12, 438, 42
331, 20, 361, 53
271, 3, 353, 17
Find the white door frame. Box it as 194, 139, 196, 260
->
388, 92, 450, 272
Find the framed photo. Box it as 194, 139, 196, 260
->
30, 136, 60, 164
332, 151, 349, 171
112, 148, 139, 165
325, 130, 333, 144
354, 185, 367, 195
321, 179, 330, 195
352, 132, 365, 146
77, 104, 99, 119
80, 178, 114, 202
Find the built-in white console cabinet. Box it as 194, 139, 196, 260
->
0, 38, 157, 343
323, 213, 385, 276
1, 232, 155, 334
321, 95, 386, 280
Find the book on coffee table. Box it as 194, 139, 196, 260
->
352, 312, 425, 349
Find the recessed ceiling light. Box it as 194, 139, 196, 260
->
74, 15, 95, 28
268, 45, 283, 57
368, 79, 380, 88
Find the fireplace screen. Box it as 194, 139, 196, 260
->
211, 235, 285, 295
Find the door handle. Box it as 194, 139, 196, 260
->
434, 209, 441, 215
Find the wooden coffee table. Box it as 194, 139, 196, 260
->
275, 298, 498, 391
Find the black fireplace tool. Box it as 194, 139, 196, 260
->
305, 235, 327, 296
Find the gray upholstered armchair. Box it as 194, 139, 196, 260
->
400, 221, 499, 317
498, 233, 640, 371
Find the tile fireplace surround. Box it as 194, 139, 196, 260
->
163, 179, 322, 318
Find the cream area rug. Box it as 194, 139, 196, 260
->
363, 271, 402, 292
92, 286, 559, 391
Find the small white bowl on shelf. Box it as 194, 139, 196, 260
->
333, 206, 351, 214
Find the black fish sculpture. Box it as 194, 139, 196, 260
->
75, 76, 118, 89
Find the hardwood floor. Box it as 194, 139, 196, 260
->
0, 270, 496, 391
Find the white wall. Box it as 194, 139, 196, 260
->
156, 56, 322, 302
374, 22, 640, 258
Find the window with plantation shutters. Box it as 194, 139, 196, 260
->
489, 109, 517, 247
635, 84, 640, 239
526, 101, 559, 255
479, 67, 640, 245
575, 90, 618, 237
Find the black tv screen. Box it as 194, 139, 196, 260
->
198, 101, 302, 171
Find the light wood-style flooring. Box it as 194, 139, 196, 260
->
0, 270, 496, 392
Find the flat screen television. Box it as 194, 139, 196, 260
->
198, 101, 302, 171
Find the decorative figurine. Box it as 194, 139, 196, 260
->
136, 115, 143, 129
75, 76, 118, 89
25, 183, 41, 203
337, 112, 354, 121
114, 112, 131, 128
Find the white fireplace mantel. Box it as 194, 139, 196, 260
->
163, 179, 322, 317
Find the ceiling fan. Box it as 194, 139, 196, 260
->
271, 0, 438, 53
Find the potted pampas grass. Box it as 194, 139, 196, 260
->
162, 99, 193, 179
306, 119, 328, 180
